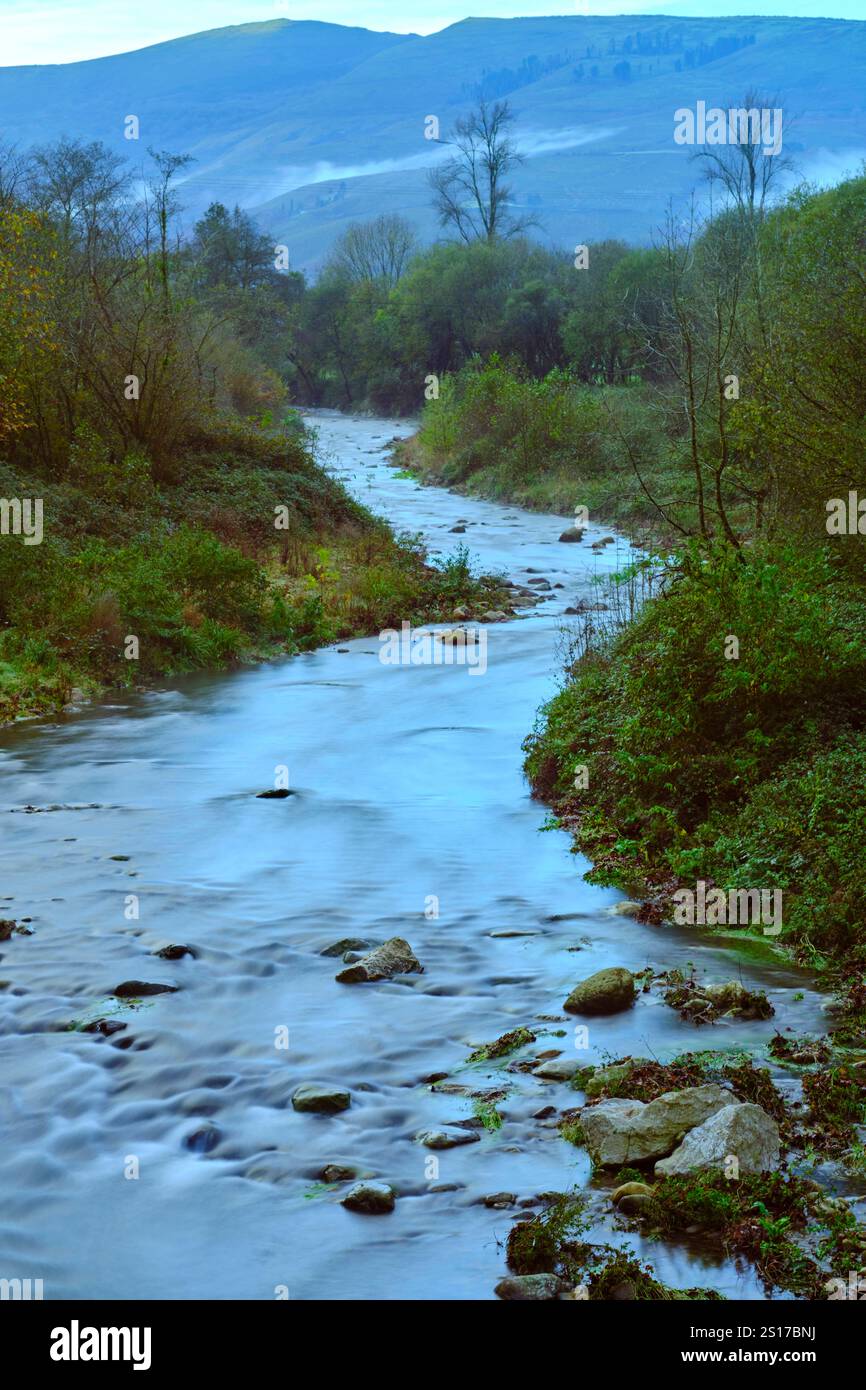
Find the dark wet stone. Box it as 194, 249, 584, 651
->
564, 966, 636, 1016
336, 937, 422, 984
482, 1192, 516, 1208
153, 944, 197, 960
416, 1126, 480, 1150
112, 980, 179, 997
320, 1164, 357, 1183
256, 788, 292, 799
184, 1123, 221, 1154
292, 1083, 351, 1114
319, 938, 371, 958
341, 1180, 395, 1214
82, 1019, 127, 1036
495, 1274, 569, 1300
616, 1193, 654, 1217
450, 525, 466, 533
0, 920, 16, 941
610, 1280, 638, 1300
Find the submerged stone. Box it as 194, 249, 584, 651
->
291, 1083, 351, 1114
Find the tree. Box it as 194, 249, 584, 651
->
0, 205, 56, 440
146, 149, 193, 307
693, 90, 793, 224
693, 90, 795, 344
428, 100, 534, 244
326, 214, 417, 289
191, 202, 279, 291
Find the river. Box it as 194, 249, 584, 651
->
0, 411, 828, 1300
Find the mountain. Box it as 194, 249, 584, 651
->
1, 15, 865, 268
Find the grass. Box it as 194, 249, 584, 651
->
0, 421, 510, 723
522, 541, 866, 977
408, 358, 746, 547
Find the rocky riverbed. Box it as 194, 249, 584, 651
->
0, 410, 859, 1300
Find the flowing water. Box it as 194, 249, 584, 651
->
0, 411, 828, 1301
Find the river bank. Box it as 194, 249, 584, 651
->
0, 418, 511, 728
1, 411, 862, 1301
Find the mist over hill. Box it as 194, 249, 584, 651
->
1, 14, 864, 267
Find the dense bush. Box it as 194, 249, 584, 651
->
524, 544, 866, 955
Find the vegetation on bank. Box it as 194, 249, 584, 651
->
514, 171, 862, 983
403, 362, 682, 541
0, 142, 506, 723
524, 540, 866, 971
347, 160, 866, 985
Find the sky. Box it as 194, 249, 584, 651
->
1, 0, 863, 66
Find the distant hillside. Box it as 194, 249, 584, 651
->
2, 15, 865, 268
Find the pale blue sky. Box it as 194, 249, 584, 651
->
1, 0, 863, 66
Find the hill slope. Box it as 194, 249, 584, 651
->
1, 15, 864, 265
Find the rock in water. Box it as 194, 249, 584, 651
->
532, 1057, 582, 1081
112, 980, 179, 997
291, 1083, 351, 1114
611, 1181, 655, 1204
611, 900, 642, 917
494, 1274, 569, 1300
153, 944, 197, 960
579, 1085, 737, 1166
319, 937, 371, 958
416, 1126, 481, 1150
336, 937, 422, 984
184, 1123, 221, 1154
617, 1194, 653, 1217
256, 788, 292, 799
320, 1164, 358, 1183
654, 1103, 780, 1177
558, 527, 584, 543
341, 1181, 395, 1214
703, 981, 774, 1020
564, 966, 636, 1015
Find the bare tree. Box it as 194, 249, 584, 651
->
693, 90, 794, 223
628, 202, 759, 548
145, 148, 193, 306
327, 213, 417, 288
428, 100, 535, 243
693, 90, 796, 346
28, 137, 131, 253
0, 140, 27, 209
